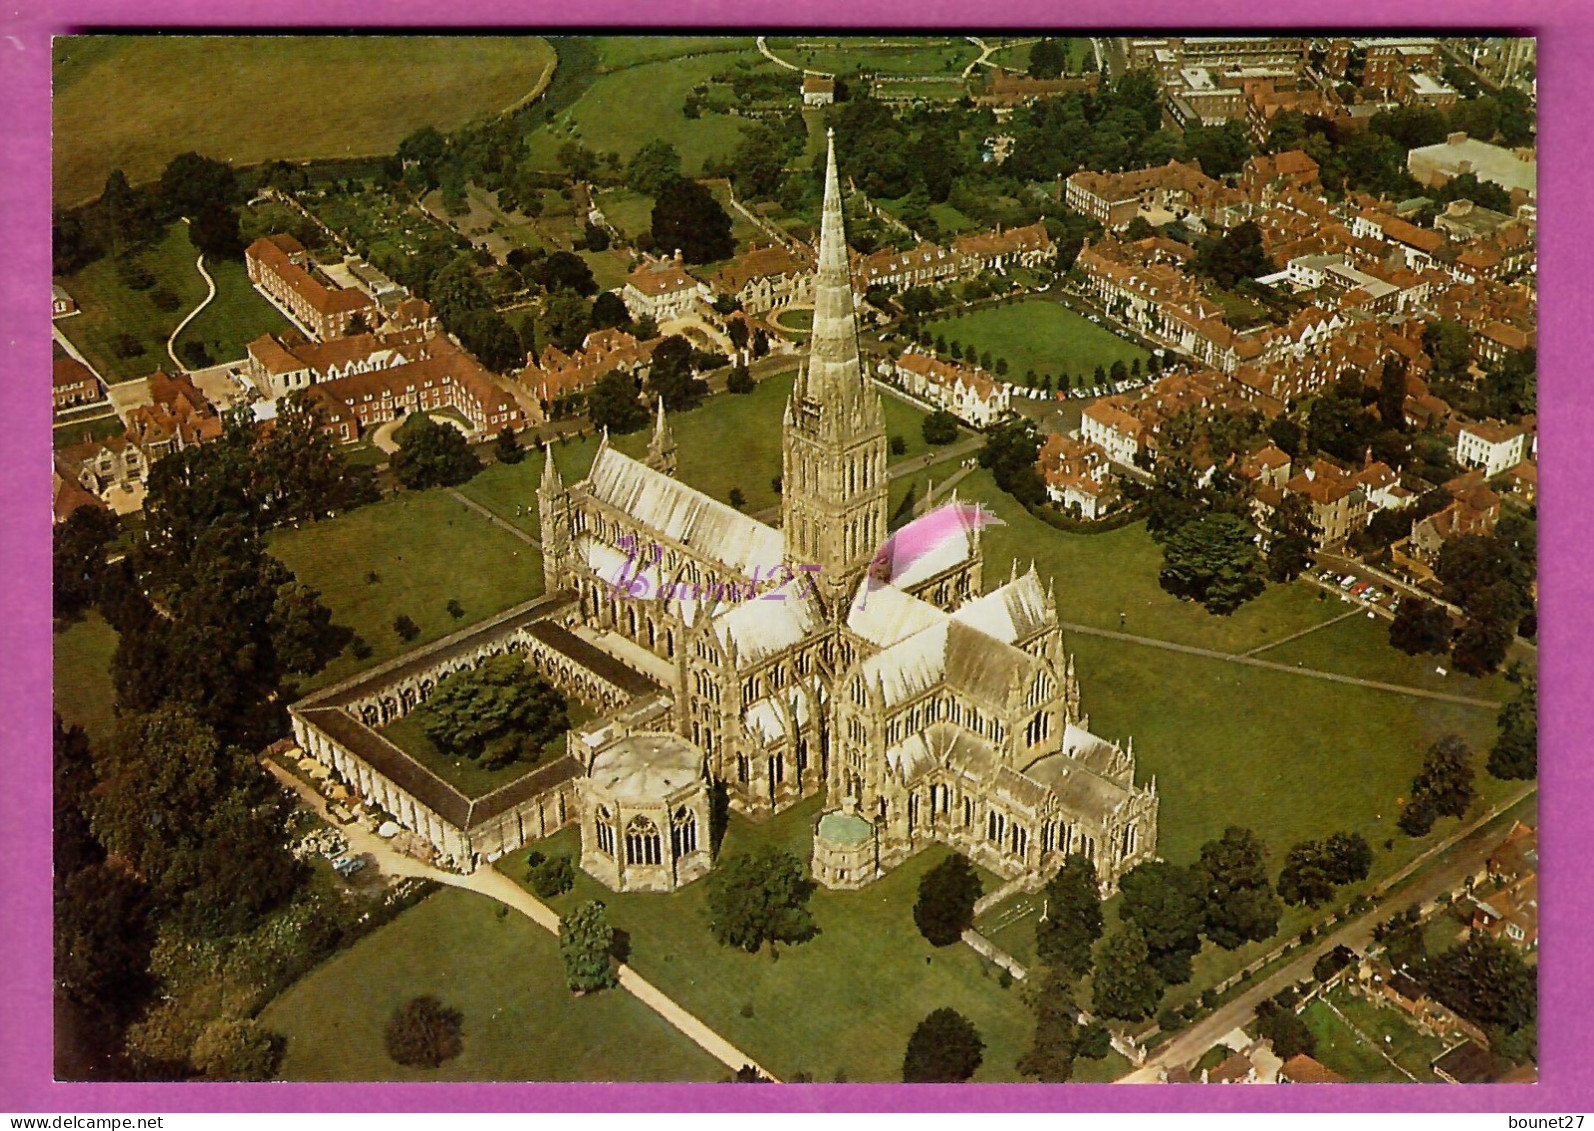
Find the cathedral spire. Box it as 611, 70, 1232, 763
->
646, 397, 677, 477
540, 442, 562, 493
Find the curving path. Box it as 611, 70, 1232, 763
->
167, 247, 216, 373
265, 758, 778, 1081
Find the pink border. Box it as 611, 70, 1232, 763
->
3, 3, 1588, 1113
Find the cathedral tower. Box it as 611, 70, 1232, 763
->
781, 132, 889, 611
537, 442, 570, 595
645, 397, 677, 477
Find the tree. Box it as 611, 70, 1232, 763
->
96, 168, 154, 253
627, 140, 683, 197
922, 409, 959, 445
90, 705, 301, 937
394, 614, 420, 642
1389, 597, 1453, 655
1322, 831, 1373, 886
728, 487, 746, 510
53, 504, 118, 619
422, 654, 568, 769
913, 853, 983, 946
1027, 38, 1066, 79
535, 250, 598, 297
1265, 494, 1318, 583
446, 598, 466, 620
1276, 840, 1338, 907
1118, 861, 1205, 985
1488, 677, 1537, 780
889, 435, 908, 457
1017, 968, 1082, 1082
392, 413, 480, 490
979, 417, 1046, 507
1422, 320, 1474, 384
1377, 354, 1409, 431
1092, 921, 1165, 1021
587, 371, 650, 434
1253, 998, 1315, 1060
191, 1018, 283, 1081
1194, 220, 1274, 288
706, 847, 819, 954
647, 334, 709, 410
53, 862, 154, 1027
725, 364, 755, 394
590, 290, 632, 331
560, 900, 619, 993
1193, 827, 1282, 949
268, 580, 342, 676
902, 1008, 984, 1082
1035, 855, 1103, 977
650, 177, 734, 263
1399, 734, 1476, 836
1158, 512, 1266, 614
526, 851, 576, 898
188, 202, 245, 260
385, 996, 464, 1067
1419, 934, 1536, 1035
495, 426, 524, 465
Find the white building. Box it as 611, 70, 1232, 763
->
1456, 420, 1530, 477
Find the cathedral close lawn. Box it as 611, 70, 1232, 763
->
261, 886, 725, 1082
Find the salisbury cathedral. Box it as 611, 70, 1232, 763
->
533, 134, 1160, 896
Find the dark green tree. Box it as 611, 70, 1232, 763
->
587, 371, 649, 434
1194, 220, 1274, 288
495, 426, 524, 465
1253, 998, 1316, 1059
725, 364, 755, 394
1016, 968, 1083, 1082
191, 1018, 284, 1081
913, 852, 983, 946
1389, 597, 1454, 655
902, 1008, 984, 1082
421, 654, 568, 769
53, 504, 118, 619
706, 847, 819, 954
627, 140, 683, 197
1158, 512, 1266, 614
1118, 860, 1205, 985
1419, 934, 1536, 1035
560, 901, 619, 993
1488, 677, 1537, 780
1092, 921, 1165, 1021
1276, 840, 1338, 907
922, 409, 960, 445
590, 290, 632, 331
1399, 734, 1476, 836
385, 996, 465, 1067
1193, 827, 1282, 949
1265, 494, 1318, 583
650, 178, 734, 263
1035, 855, 1102, 977
392, 413, 480, 490
1322, 831, 1373, 886
978, 417, 1046, 507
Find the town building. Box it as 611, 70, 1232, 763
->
246, 234, 376, 340
52, 284, 78, 319
1407, 133, 1537, 203
710, 244, 815, 314
1455, 419, 1530, 476
890, 350, 1011, 428
520, 328, 661, 410
1036, 432, 1114, 519
801, 74, 835, 106
622, 257, 711, 323
52, 356, 101, 414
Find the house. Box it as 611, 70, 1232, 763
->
621, 257, 710, 323
1431, 1042, 1516, 1085
1278, 1054, 1347, 1084
951, 222, 1055, 274
1239, 149, 1321, 202
244, 330, 421, 401
52, 457, 108, 524
308, 337, 524, 439
1456, 419, 1530, 476
52, 284, 78, 319
246, 234, 376, 340
710, 244, 815, 314
891, 350, 1011, 428
1066, 160, 1234, 230
1489, 821, 1538, 882
801, 74, 835, 106
1392, 469, 1501, 578
521, 328, 661, 408
52, 356, 102, 414
1204, 1051, 1259, 1084
1398, 69, 1459, 110
1470, 872, 1538, 950
1036, 432, 1115, 519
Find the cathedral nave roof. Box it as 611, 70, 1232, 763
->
948, 569, 1050, 645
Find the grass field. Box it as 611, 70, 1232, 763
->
53, 414, 125, 450
53, 36, 556, 205
1302, 991, 1449, 1082
171, 257, 294, 365
526, 51, 768, 176
261, 886, 725, 1081
54, 222, 209, 382
504, 797, 1047, 1082
775, 309, 814, 336
762, 37, 980, 76
593, 37, 756, 70
378, 705, 584, 799
592, 187, 655, 242
267, 490, 543, 692
53, 612, 120, 742
926, 300, 1149, 386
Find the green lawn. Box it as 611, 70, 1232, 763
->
53, 612, 120, 742
1260, 610, 1518, 704
378, 701, 591, 799
504, 797, 1042, 1082
526, 52, 767, 175
261, 886, 724, 1081
1319, 990, 1449, 1080
53, 414, 125, 450
593, 187, 655, 242
1301, 998, 1410, 1082
267, 489, 542, 692
763, 37, 979, 76
593, 36, 756, 69
54, 36, 556, 206
775, 308, 813, 335
55, 222, 209, 382
172, 257, 294, 365
926, 301, 1148, 387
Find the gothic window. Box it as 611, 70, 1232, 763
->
987, 810, 1006, 843
964, 797, 974, 827
672, 807, 698, 857
795, 739, 808, 773
1041, 821, 1055, 852
595, 805, 615, 857
907, 792, 918, 831
1123, 822, 1137, 856
737, 755, 749, 783
625, 815, 662, 866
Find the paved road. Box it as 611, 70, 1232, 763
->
167, 247, 215, 373
265, 758, 778, 1081
1118, 782, 1536, 1082
1057, 621, 1503, 709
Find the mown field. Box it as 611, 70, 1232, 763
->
171, 256, 295, 365
262, 886, 725, 1081
53, 36, 556, 205
925, 300, 1150, 387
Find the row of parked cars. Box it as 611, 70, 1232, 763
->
1323, 570, 1401, 611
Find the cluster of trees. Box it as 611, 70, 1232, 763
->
921, 409, 960, 446
526, 851, 576, 899
419, 654, 569, 770
384, 996, 464, 1069
1016, 968, 1113, 1082
1275, 831, 1373, 907
1432, 511, 1536, 674
1192, 221, 1276, 291
1488, 677, 1537, 780
1008, 70, 1205, 182
978, 417, 1047, 507
1397, 734, 1478, 837
560, 900, 618, 994
1418, 933, 1537, 1057
648, 176, 735, 264
1025, 38, 1078, 79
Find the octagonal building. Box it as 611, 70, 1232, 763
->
578, 732, 713, 893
